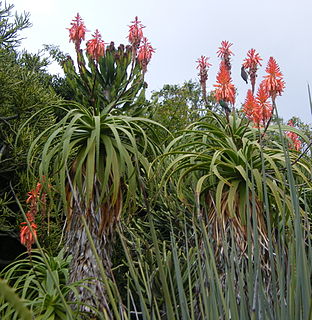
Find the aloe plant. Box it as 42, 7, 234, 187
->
20, 15, 164, 315
157, 111, 312, 248
0, 250, 85, 319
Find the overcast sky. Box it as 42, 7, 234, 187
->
12, 0, 312, 123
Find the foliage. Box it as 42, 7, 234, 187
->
287, 116, 312, 149
0, 3, 60, 235
0, 4, 311, 319
0, 2, 31, 49
156, 111, 312, 247
0, 279, 32, 320
149, 81, 209, 143
0, 250, 86, 319
118, 187, 312, 320
20, 13, 166, 315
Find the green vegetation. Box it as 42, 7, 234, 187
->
0, 3, 311, 320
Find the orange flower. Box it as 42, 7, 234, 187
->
214, 62, 236, 105
196, 56, 212, 99
243, 49, 262, 94
26, 182, 41, 204
20, 222, 37, 252
217, 40, 234, 72
263, 57, 285, 100
137, 37, 155, 73
68, 13, 87, 50
242, 89, 258, 120
217, 40, 234, 59
242, 83, 272, 127
286, 120, 301, 151
86, 29, 105, 61
20, 181, 44, 252
243, 48, 262, 69
128, 16, 145, 49
255, 82, 273, 126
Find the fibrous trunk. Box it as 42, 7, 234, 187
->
65, 191, 116, 318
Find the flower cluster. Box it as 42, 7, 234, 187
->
137, 37, 155, 73
196, 55, 212, 99
68, 13, 105, 61
217, 40, 234, 73
242, 56, 284, 127
68, 13, 87, 51
286, 120, 301, 151
128, 17, 154, 72
20, 180, 49, 253
214, 61, 236, 105
128, 16, 145, 50
263, 57, 285, 101
20, 182, 42, 252
67, 14, 154, 72
243, 84, 272, 127
243, 48, 262, 94
86, 29, 105, 61
197, 43, 284, 123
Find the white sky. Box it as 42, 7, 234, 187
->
12, 0, 312, 123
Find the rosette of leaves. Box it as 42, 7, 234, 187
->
0, 250, 85, 319
157, 111, 312, 248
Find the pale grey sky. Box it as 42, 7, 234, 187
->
12, 0, 312, 123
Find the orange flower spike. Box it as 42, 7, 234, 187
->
263, 57, 285, 100
243, 48, 262, 69
242, 90, 258, 120
243, 49, 262, 94
214, 62, 236, 105
217, 40, 234, 59
86, 29, 105, 61
128, 16, 145, 49
256, 82, 273, 126
217, 40, 234, 72
137, 37, 155, 73
68, 13, 87, 51
20, 223, 37, 252
286, 120, 301, 151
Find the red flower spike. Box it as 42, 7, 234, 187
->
137, 37, 155, 73
20, 223, 37, 252
217, 40, 234, 72
68, 13, 87, 51
243, 49, 262, 94
86, 29, 105, 61
20, 181, 44, 253
286, 120, 301, 151
128, 16, 145, 49
263, 57, 285, 100
217, 40, 234, 59
196, 56, 212, 99
242, 90, 258, 121
214, 62, 236, 105
255, 82, 273, 126
243, 48, 262, 69
242, 83, 272, 127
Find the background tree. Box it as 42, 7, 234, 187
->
149, 80, 211, 143
0, 3, 60, 240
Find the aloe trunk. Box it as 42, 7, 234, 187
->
66, 207, 112, 316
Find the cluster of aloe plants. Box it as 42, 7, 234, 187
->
0, 7, 312, 320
